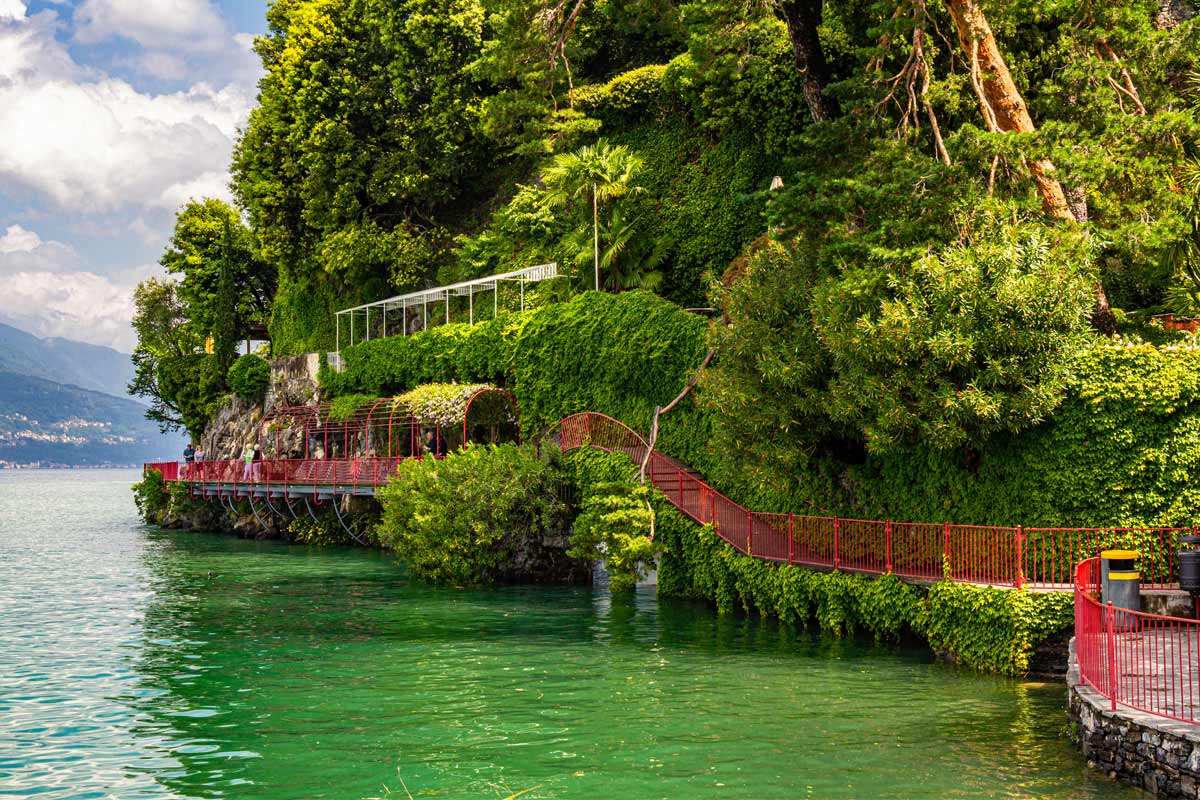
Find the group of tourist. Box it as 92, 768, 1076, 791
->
181, 443, 205, 477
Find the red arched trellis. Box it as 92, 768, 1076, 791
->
462, 386, 520, 447
255, 385, 520, 461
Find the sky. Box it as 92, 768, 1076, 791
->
0, 0, 269, 353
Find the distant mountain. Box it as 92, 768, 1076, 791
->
0, 323, 136, 400
0, 371, 178, 467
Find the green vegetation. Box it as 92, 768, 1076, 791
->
323, 291, 709, 440
227, 355, 271, 402
129, 0, 1200, 670
564, 447, 665, 593
374, 443, 574, 586
287, 508, 367, 546
132, 470, 212, 527
129, 200, 274, 439
132, 469, 169, 524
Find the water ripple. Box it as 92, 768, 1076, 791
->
0, 470, 1141, 799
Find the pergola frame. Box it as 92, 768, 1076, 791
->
253, 387, 520, 461
335, 263, 558, 352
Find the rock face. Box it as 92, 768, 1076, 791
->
1158, 0, 1195, 29
202, 354, 322, 460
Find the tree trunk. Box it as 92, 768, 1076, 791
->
945, 0, 1073, 222
945, 0, 1116, 333
776, 0, 838, 122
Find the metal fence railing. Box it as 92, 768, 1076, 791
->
1074, 557, 1200, 725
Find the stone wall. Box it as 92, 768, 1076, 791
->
202, 353, 322, 460
1068, 639, 1200, 797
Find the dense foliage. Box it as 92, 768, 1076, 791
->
227, 355, 271, 402
565, 447, 663, 593
374, 443, 575, 585
129, 200, 275, 439
323, 291, 710, 439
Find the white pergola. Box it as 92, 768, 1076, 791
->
335, 263, 558, 352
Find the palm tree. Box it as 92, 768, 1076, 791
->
568, 207, 666, 292
540, 140, 643, 291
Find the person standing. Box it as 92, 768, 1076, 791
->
242, 443, 255, 481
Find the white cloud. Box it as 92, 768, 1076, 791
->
0, 227, 79, 272
0, 1, 25, 23
0, 269, 140, 351
133, 50, 189, 81
74, 0, 227, 53
0, 223, 41, 253
0, 74, 253, 215
0, 9, 80, 82
0, 4, 262, 352
155, 169, 231, 210
0, 7, 255, 214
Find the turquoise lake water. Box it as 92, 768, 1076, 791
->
0, 469, 1142, 799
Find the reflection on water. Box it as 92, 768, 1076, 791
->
0, 469, 1139, 799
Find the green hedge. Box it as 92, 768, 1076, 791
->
841, 338, 1200, 528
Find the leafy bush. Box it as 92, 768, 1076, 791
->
575, 65, 669, 123
815, 218, 1096, 452
845, 335, 1200, 528
227, 354, 271, 402
374, 443, 574, 586
132, 469, 169, 524
565, 447, 665, 592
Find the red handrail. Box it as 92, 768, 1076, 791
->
555, 412, 1187, 590
1074, 557, 1200, 725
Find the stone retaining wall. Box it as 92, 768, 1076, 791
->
1068, 639, 1200, 797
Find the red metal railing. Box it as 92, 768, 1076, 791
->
142, 456, 413, 497
1074, 557, 1200, 725
557, 412, 1189, 590
144, 461, 179, 481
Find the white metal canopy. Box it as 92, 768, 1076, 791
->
334, 263, 558, 352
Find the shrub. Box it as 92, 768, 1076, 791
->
132, 469, 169, 524
374, 443, 574, 586
227, 354, 271, 402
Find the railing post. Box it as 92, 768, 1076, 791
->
788, 512, 795, 563
834, 518, 841, 570
1105, 601, 1118, 711
677, 466, 684, 507
1015, 525, 1025, 589
885, 521, 893, 574
747, 510, 754, 556
943, 521, 951, 577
